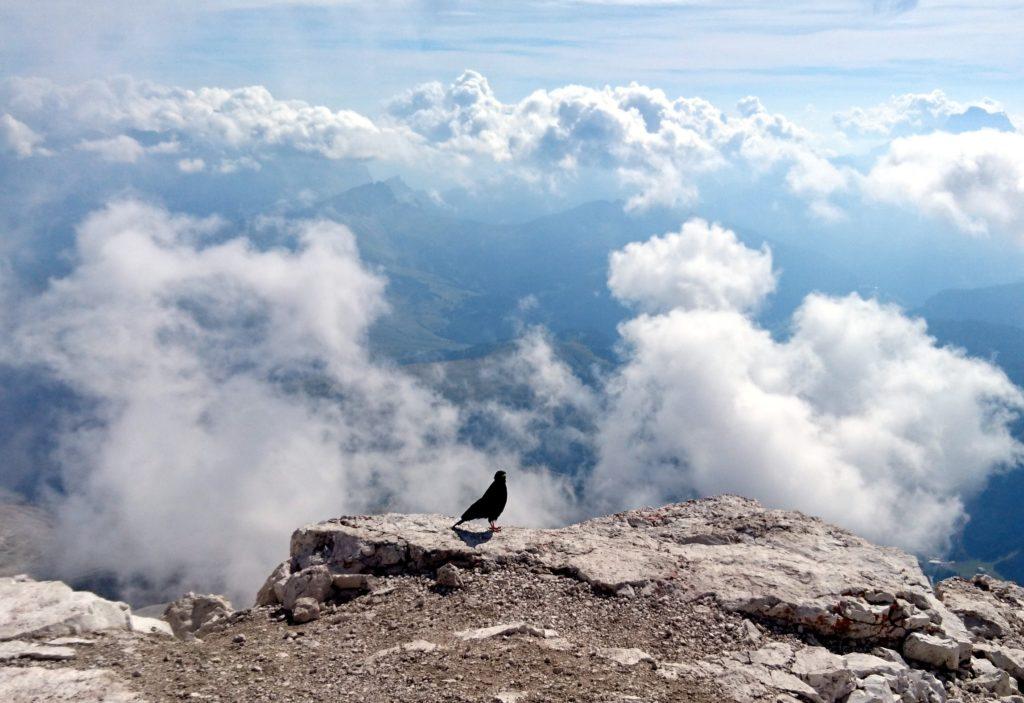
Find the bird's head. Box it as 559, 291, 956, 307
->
494, 470, 507, 482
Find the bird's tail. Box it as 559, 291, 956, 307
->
451, 519, 465, 530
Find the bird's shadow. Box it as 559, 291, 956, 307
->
451, 527, 494, 547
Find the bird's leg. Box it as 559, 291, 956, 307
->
489, 520, 502, 532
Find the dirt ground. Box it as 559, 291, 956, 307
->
21, 563, 764, 702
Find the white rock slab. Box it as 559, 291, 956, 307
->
0, 666, 141, 702
0, 640, 76, 661
0, 577, 130, 640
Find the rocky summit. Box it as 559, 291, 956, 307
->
4, 495, 1024, 702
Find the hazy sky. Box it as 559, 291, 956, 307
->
4, 0, 1023, 128
4, 0, 1024, 603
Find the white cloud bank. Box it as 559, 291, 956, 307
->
834, 90, 1009, 138
0, 200, 572, 604
1, 73, 848, 214
864, 129, 1024, 239
591, 219, 1024, 554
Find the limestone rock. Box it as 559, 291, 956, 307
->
272, 496, 960, 642
255, 560, 290, 607
291, 597, 320, 624
332, 573, 378, 592
968, 657, 1018, 696
435, 563, 464, 588
454, 622, 558, 641
981, 645, 1024, 682
0, 640, 76, 661
280, 565, 332, 610
366, 639, 440, 664
595, 647, 655, 667
163, 592, 234, 640
129, 614, 173, 637
902, 632, 970, 671
0, 665, 141, 702
791, 646, 857, 702
0, 576, 131, 640
937, 575, 1024, 643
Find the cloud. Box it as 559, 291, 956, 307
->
0, 76, 416, 165
863, 129, 1024, 238
591, 220, 1024, 554
1, 113, 46, 158
75, 135, 146, 163
385, 71, 847, 210
177, 157, 205, 173
834, 90, 1011, 138
608, 219, 775, 313
0, 200, 573, 604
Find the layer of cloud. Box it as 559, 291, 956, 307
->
385, 71, 849, 211
0, 200, 573, 604
864, 129, 1024, 239
591, 220, 1024, 554
0, 76, 415, 165
834, 90, 1012, 138
0, 73, 852, 214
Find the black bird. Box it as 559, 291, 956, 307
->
452, 470, 507, 532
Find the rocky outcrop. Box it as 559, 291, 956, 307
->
257, 495, 1024, 702
0, 575, 131, 640
163, 592, 234, 640
0, 666, 141, 702
264, 496, 965, 644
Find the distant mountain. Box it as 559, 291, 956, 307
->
920, 306, 1024, 584
917, 280, 1024, 330
302, 179, 868, 362
943, 106, 1016, 134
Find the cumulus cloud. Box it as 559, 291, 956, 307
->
1, 113, 46, 158
0, 200, 573, 604
608, 219, 775, 313
835, 90, 1010, 138
385, 71, 848, 210
864, 129, 1024, 238
0, 75, 416, 165
591, 220, 1024, 554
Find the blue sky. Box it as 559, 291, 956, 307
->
3, 0, 1023, 128
4, 0, 1024, 600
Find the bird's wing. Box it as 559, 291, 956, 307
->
460, 495, 489, 521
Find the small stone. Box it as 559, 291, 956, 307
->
291, 597, 321, 624
232, 634, 246, 644
595, 647, 655, 667
436, 564, 464, 589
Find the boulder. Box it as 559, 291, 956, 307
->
280, 565, 332, 610
255, 560, 290, 607
791, 646, 857, 702
969, 657, 1019, 696
902, 632, 970, 671
981, 645, 1024, 682
291, 597, 320, 624
129, 614, 173, 637
0, 576, 130, 640
332, 573, 377, 592
163, 592, 233, 640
